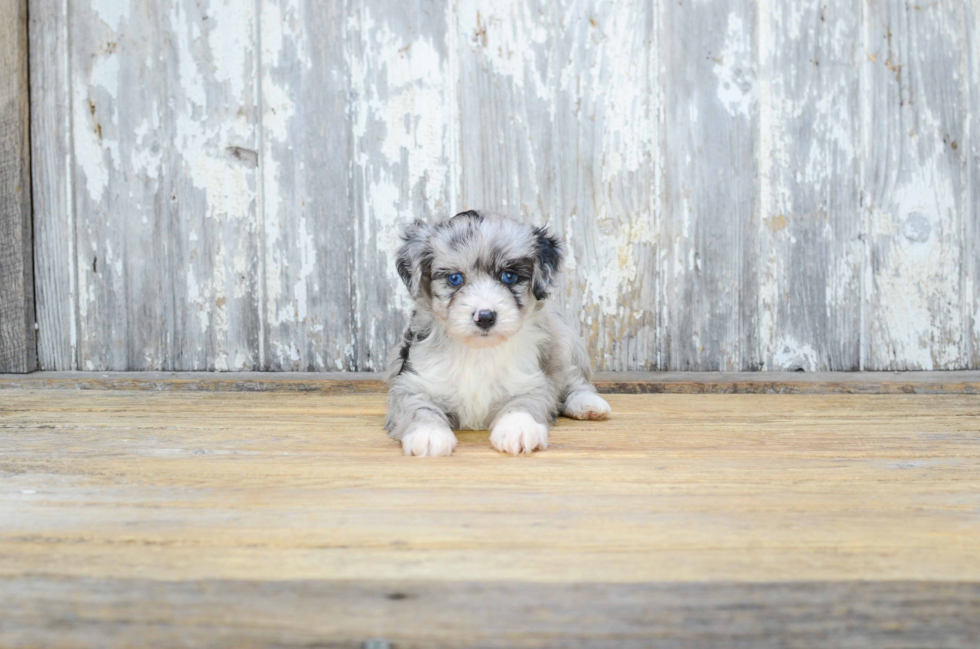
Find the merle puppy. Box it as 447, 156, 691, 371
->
385, 210, 610, 457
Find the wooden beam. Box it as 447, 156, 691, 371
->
4, 577, 978, 648
2, 371, 980, 395
0, 0, 37, 373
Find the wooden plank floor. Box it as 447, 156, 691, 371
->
1, 388, 979, 647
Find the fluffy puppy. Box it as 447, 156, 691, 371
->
384, 210, 610, 457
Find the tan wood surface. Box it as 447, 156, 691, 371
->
2, 390, 979, 646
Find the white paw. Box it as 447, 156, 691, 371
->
562, 391, 611, 420
489, 412, 549, 456
402, 424, 457, 457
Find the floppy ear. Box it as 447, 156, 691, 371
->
532, 226, 563, 300
450, 209, 483, 221
396, 219, 433, 299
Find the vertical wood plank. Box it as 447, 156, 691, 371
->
967, 3, 980, 370
29, 0, 75, 370
661, 0, 759, 370
453, 0, 558, 355
455, 0, 659, 371
259, 0, 353, 371
69, 0, 168, 370
861, 0, 970, 370
0, 0, 37, 373
758, 0, 862, 371
69, 0, 261, 370
167, 0, 262, 371
455, 0, 555, 220
550, 0, 659, 371
348, 0, 457, 370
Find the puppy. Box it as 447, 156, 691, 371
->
384, 210, 610, 457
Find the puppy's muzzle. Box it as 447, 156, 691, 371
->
474, 310, 497, 330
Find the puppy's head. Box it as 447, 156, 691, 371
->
396, 211, 562, 348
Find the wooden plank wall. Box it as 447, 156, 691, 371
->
27, 0, 980, 372
0, 0, 37, 374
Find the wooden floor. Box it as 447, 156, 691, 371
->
2, 384, 979, 647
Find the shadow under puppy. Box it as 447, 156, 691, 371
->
385, 210, 610, 457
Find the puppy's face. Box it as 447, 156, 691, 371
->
396, 211, 562, 348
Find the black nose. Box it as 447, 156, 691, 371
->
475, 310, 496, 330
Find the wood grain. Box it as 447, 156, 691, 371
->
456, 0, 660, 371
1, 390, 978, 584
348, 0, 457, 371
862, 1, 971, 370
28, 0, 74, 371
259, 0, 353, 372
552, 0, 659, 371
661, 0, 759, 371
0, 0, 37, 374
968, 3, 980, 370
759, 0, 862, 371
3, 578, 978, 648
1, 390, 979, 645
67, 0, 262, 371
455, 0, 552, 227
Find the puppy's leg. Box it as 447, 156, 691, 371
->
559, 330, 611, 421
562, 389, 611, 420
490, 412, 549, 455
386, 390, 456, 457
488, 387, 556, 456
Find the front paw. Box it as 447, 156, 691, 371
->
489, 412, 549, 455
402, 424, 457, 457
562, 390, 611, 420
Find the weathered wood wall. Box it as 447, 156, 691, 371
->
28, 0, 980, 372
0, 0, 37, 374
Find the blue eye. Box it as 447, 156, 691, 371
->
501, 271, 517, 285
447, 273, 463, 286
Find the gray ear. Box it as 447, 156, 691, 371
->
532, 226, 563, 300
396, 219, 432, 298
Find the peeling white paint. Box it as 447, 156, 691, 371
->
714, 13, 756, 117
186, 271, 210, 335
45, 0, 977, 372
862, 3, 968, 370
91, 0, 129, 30
72, 94, 109, 202
868, 158, 962, 370
772, 339, 819, 372
758, 0, 776, 365
459, 0, 549, 99
73, 49, 120, 202
759, 0, 864, 371
88, 50, 119, 99
349, 3, 455, 334
292, 213, 317, 324
129, 118, 162, 181
595, 8, 654, 183
581, 210, 656, 318
172, 3, 254, 225
207, 0, 252, 103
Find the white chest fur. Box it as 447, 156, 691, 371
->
408, 319, 548, 430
